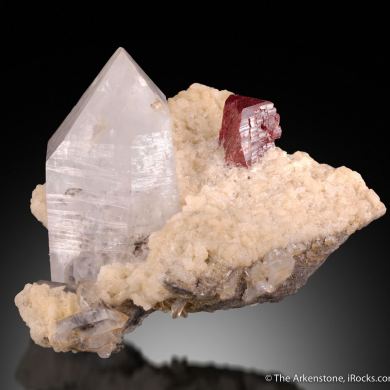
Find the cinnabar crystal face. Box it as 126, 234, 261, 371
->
219, 94, 281, 167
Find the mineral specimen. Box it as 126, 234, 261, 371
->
219, 94, 281, 167
16, 80, 386, 358
45, 47, 179, 284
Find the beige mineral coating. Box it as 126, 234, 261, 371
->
20, 83, 386, 351
15, 283, 80, 349
31, 184, 47, 227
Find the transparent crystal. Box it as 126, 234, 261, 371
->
52, 305, 129, 358
46, 47, 179, 284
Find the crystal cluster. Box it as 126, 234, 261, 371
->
15, 58, 386, 358
219, 95, 281, 167
46, 48, 179, 284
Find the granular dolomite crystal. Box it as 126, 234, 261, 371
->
17, 79, 386, 357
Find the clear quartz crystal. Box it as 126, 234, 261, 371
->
243, 245, 296, 302
46, 47, 179, 284
52, 305, 129, 358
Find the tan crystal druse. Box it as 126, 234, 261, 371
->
18, 84, 386, 357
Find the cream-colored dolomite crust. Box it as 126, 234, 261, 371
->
15, 283, 79, 348
31, 184, 48, 227
21, 83, 386, 354
169, 84, 232, 203
96, 84, 385, 309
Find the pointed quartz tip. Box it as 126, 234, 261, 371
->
219, 94, 282, 167
111, 46, 166, 101
114, 47, 126, 54
111, 47, 133, 64
46, 46, 166, 161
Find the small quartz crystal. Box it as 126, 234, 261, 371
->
219, 94, 281, 167
52, 305, 129, 358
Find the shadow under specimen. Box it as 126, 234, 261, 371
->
16, 342, 301, 389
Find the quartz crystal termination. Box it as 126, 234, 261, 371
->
46, 48, 179, 284
219, 95, 281, 167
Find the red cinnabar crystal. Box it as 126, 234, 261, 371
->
219, 95, 282, 167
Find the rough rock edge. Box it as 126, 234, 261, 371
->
15, 232, 347, 355
158, 232, 347, 314
15, 281, 152, 356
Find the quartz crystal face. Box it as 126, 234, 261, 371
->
219, 94, 282, 167
46, 48, 179, 284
